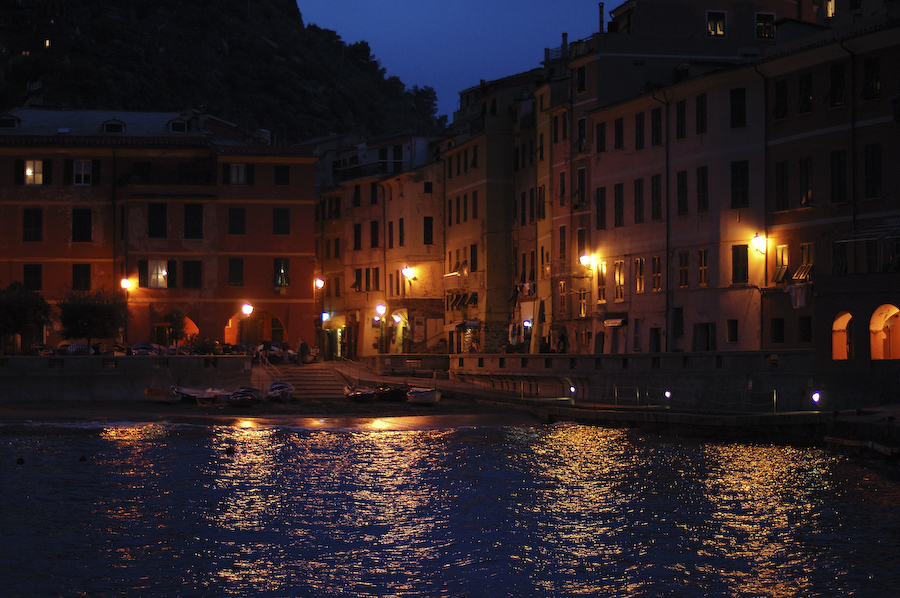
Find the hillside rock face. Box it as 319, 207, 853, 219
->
0, 0, 442, 143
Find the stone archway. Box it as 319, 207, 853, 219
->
224, 310, 286, 347
832, 311, 853, 360
869, 304, 900, 360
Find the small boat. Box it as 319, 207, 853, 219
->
344, 384, 376, 403
374, 383, 410, 402
267, 381, 295, 402
174, 386, 228, 405
145, 386, 180, 404
224, 386, 265, 407
406, 387, 441, 405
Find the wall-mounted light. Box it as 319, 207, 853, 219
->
752, 233, 767, 255
120, 278, 132, 290
242, 303, 254, 316
402, 266, 417, 281
314, 277, 325, 290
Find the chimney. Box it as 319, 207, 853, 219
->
599, 3, 605, 32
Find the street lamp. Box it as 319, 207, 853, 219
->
375, 303, 387, 353
242, 303, 254, 316
120, 278, 132, 344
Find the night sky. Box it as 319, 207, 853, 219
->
298, 0, 604, 118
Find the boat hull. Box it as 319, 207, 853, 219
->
406, 387, 441, 405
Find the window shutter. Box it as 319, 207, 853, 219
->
63, 159, 73, 185
14, 159, 24, 185
246, 164, 255, 185
222, 163, 230, 185
138, 260, 149, 288
42, 160, 52, 185
167, 260, 178, 288
92, 160, 101, 186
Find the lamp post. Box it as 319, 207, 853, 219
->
314, 278, 325, 358
120, 278, 132, 344
375, 303, 387, 354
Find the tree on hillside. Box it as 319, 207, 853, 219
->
57, 287, 129, 349
0, 282, 52, 354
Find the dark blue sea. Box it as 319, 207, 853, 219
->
2, 416, 899, 597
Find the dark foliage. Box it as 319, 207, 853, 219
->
57, 287, 129, 346
0, 282, 52, 354
0, 0, 445, 142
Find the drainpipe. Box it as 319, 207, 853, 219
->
839, 40, 858, 230
754, 64, 769, 352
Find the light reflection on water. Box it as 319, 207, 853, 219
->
1, 419, 898, 597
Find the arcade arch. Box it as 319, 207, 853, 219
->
869, 304, 900, 360
832, 312, 852, 360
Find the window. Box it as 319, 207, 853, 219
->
103, 121, 124, 133
147, 259, 170, 288
577, 118, 587, 150
576, 228, 586, 261
652, 256, 662, 292
559, 172, 566, 204
273, 208, 290, 235
635, 258, 645, 294
148, 203, 167, 238
596, 122, 606, 152
226, 164, 253, 185
471, 192, 478, 219
794, 243, 814, 282
675, 101, 686, 139
22, 159, 49, 185
183, 260, 202, 289
832, 242, 848, 275
470, 243, 478, 272
595, 187, 607, 230
695, 94, 707, 134
863, 58, 881, 100
798, 73, 813, 113
732, 245, 749, 284
726, 319, 739, 343
370, 181, 378, 205
575, 65, 586, 93
23, 208, 42, 242
634, 178, 644, 224
597, 261, 607, 303
775, 161, 789, 210
707, 11, 726, 36
388, 222, 394, 248
614, 184, 624, 228
798, 316, 813, 343
829, 64, 846, 107
678, 252, 689, 288
228, 207, 246, 235
559, 225, 567, 261
730, 160, 750, 208
353, 223, 362, 250
799, 156, 813, 206
651, 175, 662, 221
634, 112, 645, 150
730, 88, 746, 128
353, 185, 361, 206
228, 258, 244, 286
771, 318, 785, 344
352, 269, 362, 291
698, 249, 708, 287
651, 108, 662, 146
23, 264, 42, 291
424, 216, 434, 245
614, 118, 624, 149
830, 150, 847, 203
864, 143, 881, 198
72, 264, 91, 291
674, 307, 684, 338
773, 80, 788, 119
696, 166, 709, 213
334, 238, 341, 258
576, 169, 586, 207
398, 218, 405, 246
677, 171, 689, 216
274, 258, 290, 287
274, 165, 290, 186
756, 13, 775, 39
73, 160, 93, 185
184, 204, 203, 239
72, 208, 92, 242
614, 260, 625, 301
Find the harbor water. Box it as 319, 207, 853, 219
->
2, 417, 899, 597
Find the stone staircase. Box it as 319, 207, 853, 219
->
250, 361, 348, 400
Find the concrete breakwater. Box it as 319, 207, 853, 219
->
0, 355, 253, 402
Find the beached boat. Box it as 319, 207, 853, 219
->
144, 386, 180, 404
344, 384, 376, 403
224, 386, 265, 407
406, 387, 441, 405
374, 383, 410, 402
174, 386, 228, 405
267, 381, 295, 402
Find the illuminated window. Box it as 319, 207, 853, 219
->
635, 258, 645, 294
652, 256, 662, 291
678, 252, 689, 287
614, 260, 625, 301
274, 258, 290, 287
698, 249, 708, 287
756, 13, 775, 39
148, 260, 168, 288
597, 261, 607, 303
707, 11, 726, 37
25, 159, 43, 185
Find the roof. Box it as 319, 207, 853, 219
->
0, 108, 206, 137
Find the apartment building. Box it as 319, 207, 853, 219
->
0, 109, 317, 350
313, 133, 446, 359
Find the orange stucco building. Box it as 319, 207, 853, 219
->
0, 109, 317, 351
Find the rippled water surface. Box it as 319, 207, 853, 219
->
2, 418, 898, 597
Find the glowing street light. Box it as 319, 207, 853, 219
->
242, 303, 254, 316
752, 233, 767, 255
314, 277, 325, 290
120, 278, 132, 290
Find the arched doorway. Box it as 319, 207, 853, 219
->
224, 309, 286, 347
832, 312, 853, 360
152, 315, 200, 348
869, 304, 900, 360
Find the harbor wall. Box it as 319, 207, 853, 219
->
0, 355, 253, 402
